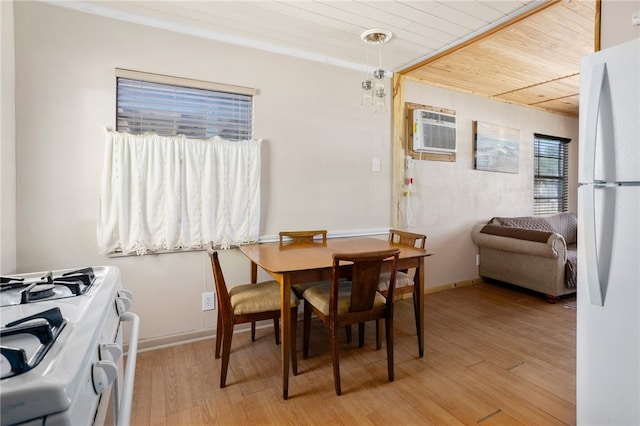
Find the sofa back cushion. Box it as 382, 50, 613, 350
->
480, 224, 554, 242
491, 212, 577, 244
545, 212, 577, 244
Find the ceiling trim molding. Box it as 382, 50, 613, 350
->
43, 0, 382, 75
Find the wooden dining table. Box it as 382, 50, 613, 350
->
239, 235, 431, 399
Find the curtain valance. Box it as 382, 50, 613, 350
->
97, 131, 261, 255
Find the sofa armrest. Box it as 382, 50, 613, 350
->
471, 223, 567, 260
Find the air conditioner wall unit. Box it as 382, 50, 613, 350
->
412, 109, 457, 153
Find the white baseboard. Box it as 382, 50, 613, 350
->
425, 277, 481, 294
131, 322, 272, 353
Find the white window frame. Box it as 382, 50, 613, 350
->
98, 70, 260, 256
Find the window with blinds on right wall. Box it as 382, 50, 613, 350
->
533, 134, 570, 215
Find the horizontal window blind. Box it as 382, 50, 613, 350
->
116, 70, 254, 141
534, 134, 570, 215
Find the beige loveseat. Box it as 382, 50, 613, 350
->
471, 212, 577, 302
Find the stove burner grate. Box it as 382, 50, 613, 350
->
23, 284, 55, 302
0, 267, 96, 306
1, 307, 67, 379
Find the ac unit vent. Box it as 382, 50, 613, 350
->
412, 109, 457, 153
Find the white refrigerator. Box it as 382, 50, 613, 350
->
577, 38, 640, 425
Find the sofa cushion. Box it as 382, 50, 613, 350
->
491, 216, 555, 232
491, 212, 577, 244
480, 224, 554, 243
545, 212, 577, 244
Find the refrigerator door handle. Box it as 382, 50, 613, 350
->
583, 185, 604, 306
584, 184, 616, 307
583, 62, 607, 184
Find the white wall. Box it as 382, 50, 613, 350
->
13, 2, 391, 346
601, 0, 640, 49
1, 0, 17, 275
397, 80, 579, 287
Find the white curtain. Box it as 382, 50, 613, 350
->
97, 131, 261, 255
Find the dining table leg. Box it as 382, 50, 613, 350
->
250, 262, 258, 340
416, 257, 425, 358
279, 273, 292, 399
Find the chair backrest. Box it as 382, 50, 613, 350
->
207, 243, 232, 322
388, 229, 426, 249
279, 230, 327, 245
332, 249, 400, 315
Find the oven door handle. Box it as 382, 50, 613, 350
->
117, 312, 139, 426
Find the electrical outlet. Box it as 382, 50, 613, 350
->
202, 292, 215, 311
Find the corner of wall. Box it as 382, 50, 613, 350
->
1, 0, 17, 274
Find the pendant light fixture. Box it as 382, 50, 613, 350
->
360, 29, 392, 113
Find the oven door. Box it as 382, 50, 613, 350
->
96, 297, 140, 426
42, 308, 139, 426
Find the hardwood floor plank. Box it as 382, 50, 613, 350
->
470, 359, 575, 424
509, 357, 576, 404
398, 358, 501, 423
151, 349, 171, 424
130, 282, 577, 425
389, 383, 467, 426
479, 409, 527, 425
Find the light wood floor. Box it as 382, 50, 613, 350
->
130, 282, 576, 425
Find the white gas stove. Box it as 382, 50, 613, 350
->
0, 266, 139, 426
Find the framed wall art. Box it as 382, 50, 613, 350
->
473, 121, 520, 174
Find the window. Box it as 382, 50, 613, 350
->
98, 70, 260, 255
116, 69, 254, 140
533, 134, 570, 215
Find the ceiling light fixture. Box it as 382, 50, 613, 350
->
360, 29, 392, 113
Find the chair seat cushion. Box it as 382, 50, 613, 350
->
377, 271, 414, 292
292, 280, 329, 298
302, 281, 386, 316
229, 280, 299, 315
292, 278, 350, 298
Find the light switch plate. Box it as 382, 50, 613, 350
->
372, 158, 381, 172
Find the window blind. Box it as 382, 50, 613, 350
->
116, 70, 254, 141
533, 134, 570, 215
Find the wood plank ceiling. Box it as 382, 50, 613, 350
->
78, 0, 539, 73
401, 0, 598, 117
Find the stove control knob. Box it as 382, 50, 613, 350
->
116, 296, 132, 315
92, 360, 118, 394
99, 343, 123, 362
118, 289, 134, 301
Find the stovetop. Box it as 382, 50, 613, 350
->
0, 266, 125, 425
0, 267, 96, 307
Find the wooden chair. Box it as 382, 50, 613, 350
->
249, 230, 327, 342
302, 249, 400, 395
207, 243, 299, 388
376, 229, 427, 351
279, 230, 327, 246
278, 230, 329, 298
